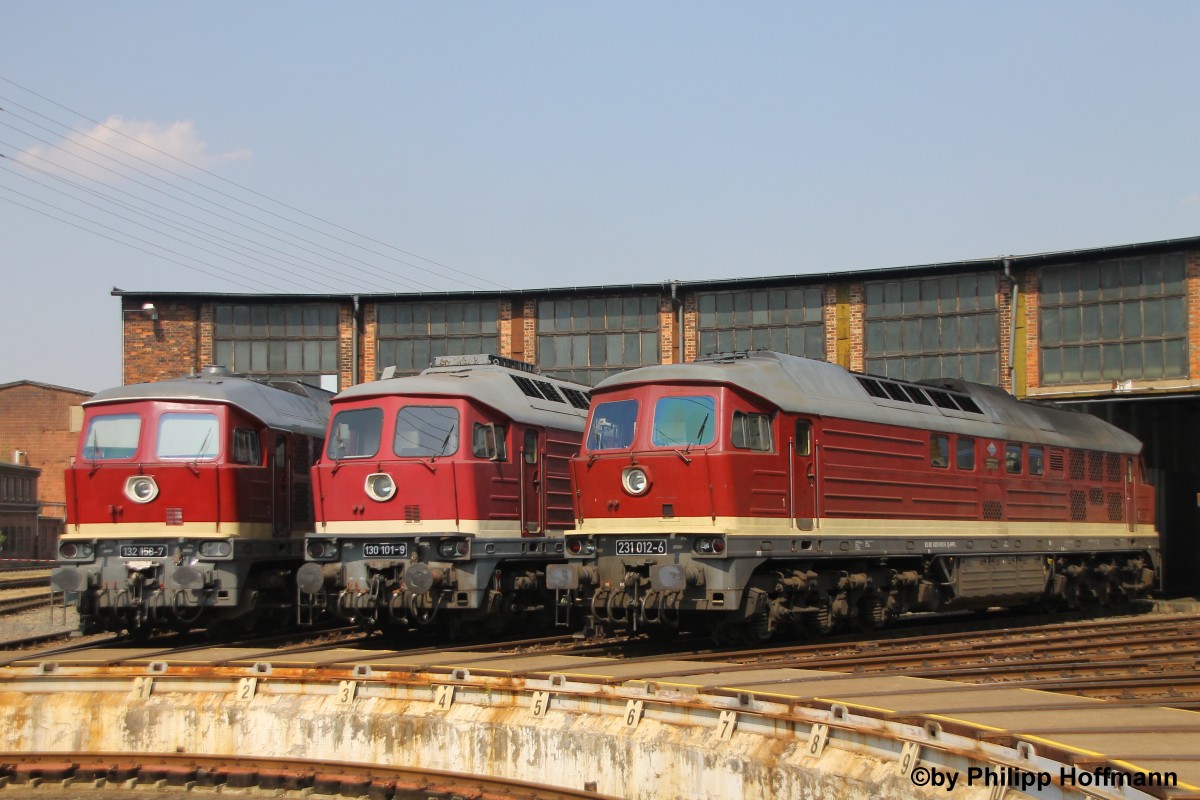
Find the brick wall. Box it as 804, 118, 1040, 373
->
122, 299, 203, 384
498, 299, 514, 360
682, 294, 698, 363
1189, 254, 1200, 381
659, 296, 677, 364
522, 299, 537, 364
0, 383, 92, 510
361, 302, 378, 381
1022, 267, 1040, 394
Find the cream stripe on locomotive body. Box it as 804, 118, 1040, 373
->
296, 355, 590, 632
549, 351, 1160, 639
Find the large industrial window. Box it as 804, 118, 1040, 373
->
376, 300, 499, 377
537, 295, 659, 385
1039, 254, 1187, 384
863, 273, 999, 384
696, 287, 824, 359
214, 303, 339, 389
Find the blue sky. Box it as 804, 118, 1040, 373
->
2, 1, 1198, 392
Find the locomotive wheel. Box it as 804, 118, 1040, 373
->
853, 594, 888, 632
803, 599, 835, 638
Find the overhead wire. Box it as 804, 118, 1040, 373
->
0, 187, 278, 293
0, 75, 511, 294
0, 109, 436, 293
0, 156, 342, 294
0, 137, 402, 293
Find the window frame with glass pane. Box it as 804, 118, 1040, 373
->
650, 395, 717, 449
537, 295, 660, 385
376, 300, 500, 377
1039, 254, 1188, 385
213, 303, 340, 388
393, 406, 460, 459
863, 273, 1000, 384
696, 286, 825, 361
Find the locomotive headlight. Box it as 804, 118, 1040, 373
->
437, 539, 470, 558
365, 473, 396, 502
306, 539, 338, 560
58, 541, 94, 560
621, 467, 650, 496
566, 537, 595, 556
198, 540, 233, 558
693, 536, 727, 555
124, 476, 159, 504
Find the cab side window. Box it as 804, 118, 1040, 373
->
233, 429, 261, 465
930, 434, 950, 468
472, 423, 508, 461
731, 412, 772, 451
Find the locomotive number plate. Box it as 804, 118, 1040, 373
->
615, 539, 667, 556
362, 542, 409, 558
121, 545, 166, 559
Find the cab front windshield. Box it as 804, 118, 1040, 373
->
394, 406, 459, 458
157, 412, 220, 460
587, 399, 638, 450
327, 407, 383, 459
82, 413, 142, 460
652, 396, 716, 448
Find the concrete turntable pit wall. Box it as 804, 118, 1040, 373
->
3, 648, 1179, 800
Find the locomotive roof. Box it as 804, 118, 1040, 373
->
594, 351, 1142, 454
333, 358, 590, 431
85, 367, 332, 438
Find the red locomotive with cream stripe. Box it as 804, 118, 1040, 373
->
547, 351, 1159, 640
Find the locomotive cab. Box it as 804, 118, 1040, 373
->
51, 368, 330, 636
296, 355, 589, 635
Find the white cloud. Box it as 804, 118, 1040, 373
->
1181, 193, 1200, 206
15, 116, 251, 181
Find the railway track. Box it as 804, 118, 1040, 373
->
0, 752, 610, 800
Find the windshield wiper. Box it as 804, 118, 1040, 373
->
189, 427, 213, 475
430, 430, 454, 463
684, 414, 709, 455
86, 427, 103, 475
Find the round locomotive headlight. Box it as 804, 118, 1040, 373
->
199, 540, 232, 558
365, 473, 396, 502
124, 476, 159, 504
621, 467, 650, 496
58, 542, 94, 560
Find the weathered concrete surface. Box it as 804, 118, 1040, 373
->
0, 684, 999, 800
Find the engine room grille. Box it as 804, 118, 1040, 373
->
1088, 452, 1104, 482
1069, 490, 1087, 521
1107, 492, 1124, 521
982, 501, 1003, 520
1106, 454, 1121, 482
1089, 487, 1104, 506
1069, 450, 1085, 480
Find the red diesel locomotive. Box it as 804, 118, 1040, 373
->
547, 351, 1159, 640
296, 355, 590, 634
51, 366, 331, 636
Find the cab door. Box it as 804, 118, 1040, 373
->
272, 434, 291, 537
520, 428, 542, 536
791, 418, 817, 529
